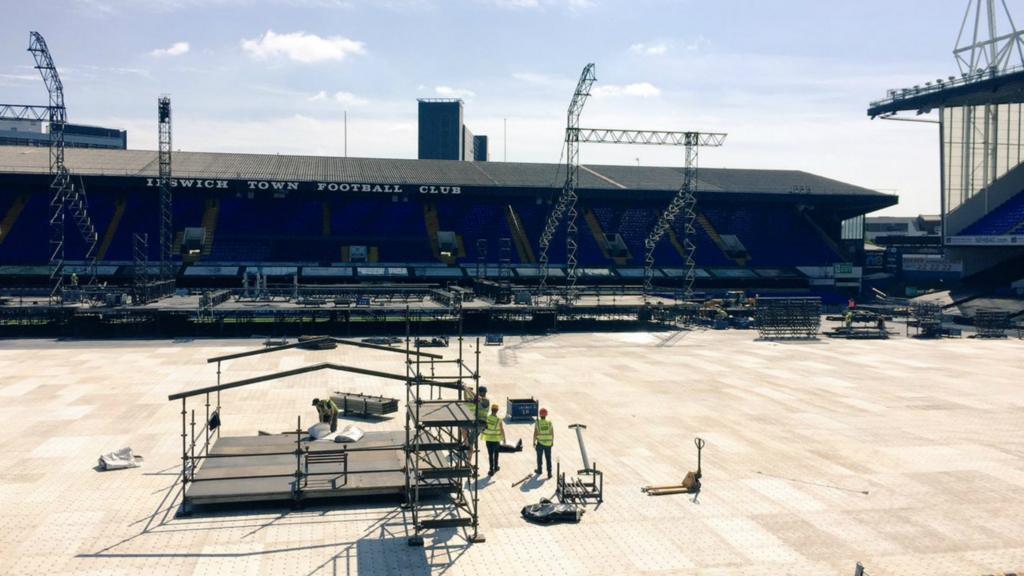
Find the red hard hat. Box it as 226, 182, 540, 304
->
539, 408, 548, 417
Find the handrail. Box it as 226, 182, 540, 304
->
206, 336, 443, 363
168, 361, 455, 401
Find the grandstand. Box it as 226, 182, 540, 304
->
0, 146, 894, 293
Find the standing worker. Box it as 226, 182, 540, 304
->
533, 407, 554, 478
483, 403, 505, 476
463, 386, 490, 457
311, 397, 339, 433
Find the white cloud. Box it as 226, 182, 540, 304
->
308, 90, 368, 106
149, 41, 190, 57
435, 85, 475, 99
592, 82, 661, 98
630, 42, 668, 56
241, 30, 366, 63
333, 91, 368, 106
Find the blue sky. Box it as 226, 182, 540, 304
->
0, 0, 978, 215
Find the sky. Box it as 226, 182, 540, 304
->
0, 0, 981, 216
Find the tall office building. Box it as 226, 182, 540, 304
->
418, 99, 464, 160
473, 135, 489, 162
417, 98, 488, 162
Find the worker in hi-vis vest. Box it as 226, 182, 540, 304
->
312, 397, 339, 432
482, 403, 505, 476
533, 407, 554, 478
462, 386, 490, 457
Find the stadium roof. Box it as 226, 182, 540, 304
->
867, 68, 1024, 118
0, 145, 893, 201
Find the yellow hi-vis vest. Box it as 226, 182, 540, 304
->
535, 418, 553, 447
463, 397, 490, 422
482, 414, 502, 442
316, 399, 337, 419
476, 397, 490, 421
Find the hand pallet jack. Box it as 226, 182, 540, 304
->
641, 437, 704, 499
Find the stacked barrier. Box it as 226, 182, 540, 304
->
755, 297, 821, 340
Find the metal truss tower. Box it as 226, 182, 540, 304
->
637, 132, 725, 297
158, 96, 174, 283
570, 129, 726, 298
955, 0, 1024, 76
29, 31, 97, 303
537, 63, 596, 302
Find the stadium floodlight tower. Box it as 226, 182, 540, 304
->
954, 0, 1024, 76
28, 31, 98, 303
158, 96, 174, 284
572, 129, 726, 298
537, 63, 597, 303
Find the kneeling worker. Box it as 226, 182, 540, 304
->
312, 397, 339, 432
533, 407, 554, 478
483, 404, 505, 476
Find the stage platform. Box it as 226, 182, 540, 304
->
187, 431, 409, 506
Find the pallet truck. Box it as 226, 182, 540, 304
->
641, 437, 704, 499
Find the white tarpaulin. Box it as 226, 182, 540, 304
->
98, 447, 142, 470
309, 424, 364, 443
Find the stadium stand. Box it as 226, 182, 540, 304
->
0, 146, 894, 286
959, 189, 1024, 235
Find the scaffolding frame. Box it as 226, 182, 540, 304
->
404, 317, 484, 545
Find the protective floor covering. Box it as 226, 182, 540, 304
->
0, 329, 1022, 575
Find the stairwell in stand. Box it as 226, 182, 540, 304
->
96, 196, 127, 260
696, 212, 747, 265
423, 202, 460, 264
797, 208, 845, 260
506, 205, 536, 264
0, 194, 30, 246
583, 208, 629, 265
200, 198, 220, 256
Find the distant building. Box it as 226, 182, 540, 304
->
473, 135, 488, 162
0, 118, 126, 149
417, 98, 486, 162
418, 99, 463, 160
865, 215, 942, 254
462, 125, 474, 162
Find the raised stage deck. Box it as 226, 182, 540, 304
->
186, 431, 408, 506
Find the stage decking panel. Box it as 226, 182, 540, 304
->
186, 430, 408, 505
417, 401, 474, 427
